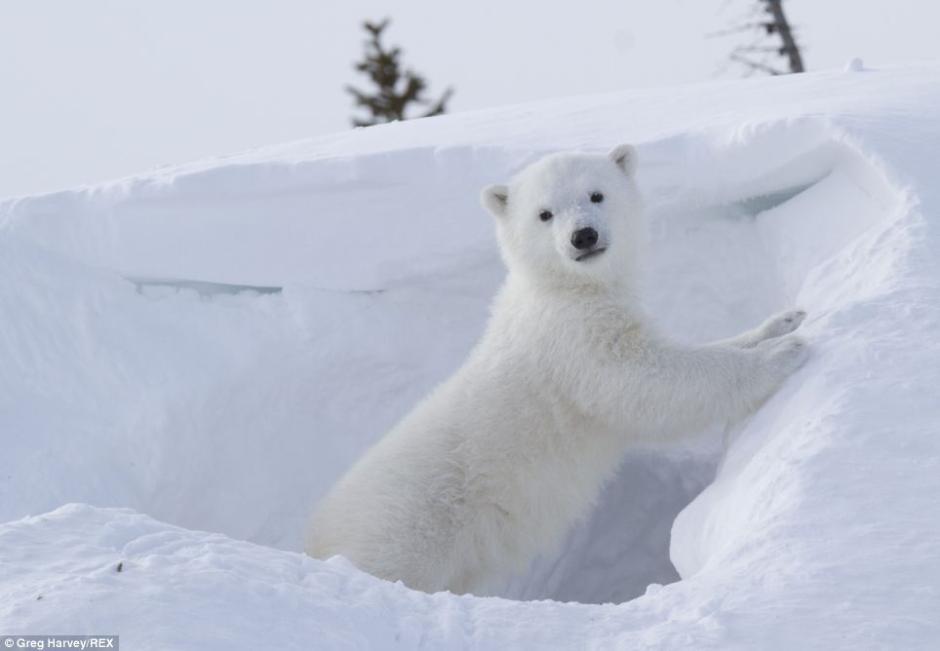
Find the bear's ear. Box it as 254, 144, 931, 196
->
481, 184, 510, 218
609, 144, 638, 177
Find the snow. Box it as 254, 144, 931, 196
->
3, 63, 940, 648
845, 57, 866, 73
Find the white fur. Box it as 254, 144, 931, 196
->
305, 146, 809, 594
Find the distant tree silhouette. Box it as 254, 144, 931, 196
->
346, 19, 454, 127
712, 0, 805, 76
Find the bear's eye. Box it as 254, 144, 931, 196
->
539, 209, 553, 222
590, 191, 604, 203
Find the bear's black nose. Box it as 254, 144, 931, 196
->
571, 227, 599, 250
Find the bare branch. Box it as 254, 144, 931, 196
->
705, 23, 769, 39
730, 52, 785, 76
715, 0, 806, 77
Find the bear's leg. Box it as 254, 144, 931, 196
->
717, 309, 806, 348
612, 334, 809, 436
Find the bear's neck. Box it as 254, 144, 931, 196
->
504, 271, 645, 320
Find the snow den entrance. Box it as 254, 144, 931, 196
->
131, 126, 899, 607
127, 124, 899, 606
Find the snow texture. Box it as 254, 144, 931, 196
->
2, 63, 940, 649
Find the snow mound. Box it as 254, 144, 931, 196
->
3, 65, 940, 648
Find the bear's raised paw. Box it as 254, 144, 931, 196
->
760, 309, 807, 341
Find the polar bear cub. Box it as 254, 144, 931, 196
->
306, 145, 808, 595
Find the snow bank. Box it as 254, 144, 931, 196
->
3, 64, 940, 648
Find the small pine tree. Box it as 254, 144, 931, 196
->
346, 19, 454, 127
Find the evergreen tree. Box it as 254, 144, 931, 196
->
346, 19, 454, 127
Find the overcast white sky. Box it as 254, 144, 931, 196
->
2, 1, 939, 198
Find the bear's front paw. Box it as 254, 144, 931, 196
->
760, 309, 807, 341
762, 334, 810, 375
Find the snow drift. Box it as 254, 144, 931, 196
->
2, 64, 940, 649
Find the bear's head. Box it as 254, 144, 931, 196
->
481, 145, 645, 291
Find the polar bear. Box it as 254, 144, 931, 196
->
305, 145, 808, 595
